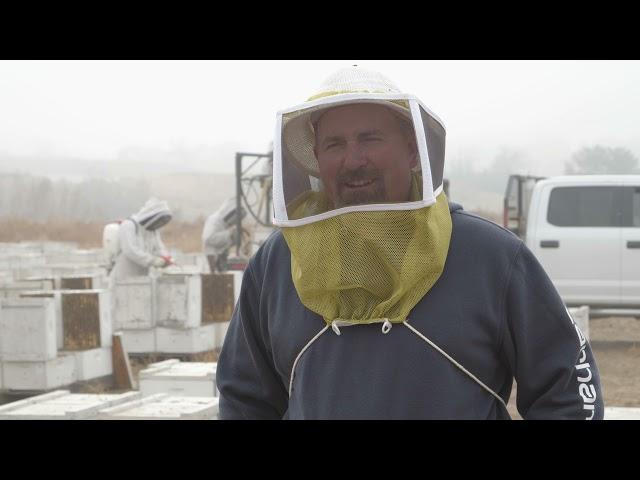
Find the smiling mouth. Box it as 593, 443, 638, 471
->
343, 178, 377, 189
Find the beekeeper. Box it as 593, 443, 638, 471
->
215, 66, 604, 420
110, 198, 173, 280
202, 198, 246, 273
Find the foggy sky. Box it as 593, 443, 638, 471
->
1, 60, 639, 176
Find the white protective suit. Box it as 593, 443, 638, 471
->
202, 198, 245, 272
110, 198, 172, 280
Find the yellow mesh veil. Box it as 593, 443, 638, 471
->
276, 67, 452, 325
282, 174, 452, 325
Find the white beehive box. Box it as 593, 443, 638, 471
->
45, 250, 104, 266
21, 276, 56, 288
113, 277, 154, 330
170, 252, 199, 266
48, 265, 104, 279
156, 324, 215, 354
66, 347, 113, 381
156, 274, 201, 329
121, 329, 156, 354
0, 254, 46, 271
213, 322, 229, 351
0, 279, 55, 299
209, 270, 239, 350
40, 241, 79, 253
60, 289, 112, 350
59, 273, 106, 290
139, 360, 217, 397
16, 270, 55, 283
163, 264, 205, 275
20, 290, 64, 350
2, 353, 77, 391
605, 407, 640, 420
227, 270, 243, 304
97, 393, 219, 420
568, 305, 589, 341
0, 297, 57, 362
168, 253, 207, 273
0, 390, 141, 420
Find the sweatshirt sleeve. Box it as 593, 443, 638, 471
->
500, 243, 604, 420
216, 263, 288, 419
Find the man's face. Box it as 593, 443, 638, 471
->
313, 103, 418, 208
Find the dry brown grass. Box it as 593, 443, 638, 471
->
1, 211, 504, 253
0, 218, 104, 248
0, 218, 205, 253
161, 219, 205, 253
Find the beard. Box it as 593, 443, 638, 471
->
334, 166, 387, 208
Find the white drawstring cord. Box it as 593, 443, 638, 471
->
402, 320, 508, 410
331, 322, 342, 336
291, 319, 392, 396
289, 324, 330, 397
381, 319, 392, 334
331, 319, 394, 335
289, 318, 507, 411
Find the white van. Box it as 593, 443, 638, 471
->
523, 175, 640, 310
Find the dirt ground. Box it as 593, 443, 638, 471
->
507, 316, 640, 419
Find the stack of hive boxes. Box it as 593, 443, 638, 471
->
116, 271, 242, 355
138, 359, 218, 398
0, 389, 219, 420
0, 390, 140, 420
0, 288, 114, 392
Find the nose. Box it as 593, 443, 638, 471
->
342, 141, 368, 170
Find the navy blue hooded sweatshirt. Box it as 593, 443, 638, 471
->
216, 203, 604, 419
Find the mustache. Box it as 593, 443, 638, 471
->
336, 167, 381, 184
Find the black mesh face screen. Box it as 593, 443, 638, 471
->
146, 214, 172, 230
223, 207, 246, 226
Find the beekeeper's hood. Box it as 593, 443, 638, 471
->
273, 67, 453, 327
132, 198, 172, 231
217, 198, 246, 227
273, 66, 446, 226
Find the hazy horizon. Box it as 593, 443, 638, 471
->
1, 60, 639, 178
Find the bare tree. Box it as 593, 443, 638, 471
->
565, 146, 639, 174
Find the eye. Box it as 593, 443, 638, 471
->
324, 140, 344, 151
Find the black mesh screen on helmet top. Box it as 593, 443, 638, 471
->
145, 214, 172, 230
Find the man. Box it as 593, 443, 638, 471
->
110, 197, 173, 280
216, 67, 604, 419
202, 198, 246, 273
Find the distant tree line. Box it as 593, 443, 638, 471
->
445, 144, 639, 197
0, 174, 150, 222
564, 146, 639, 174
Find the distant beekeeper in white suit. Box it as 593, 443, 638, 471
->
110, 198, 174, 280
202, 198, 246, 273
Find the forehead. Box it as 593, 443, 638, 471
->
314, 103, 404, 137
